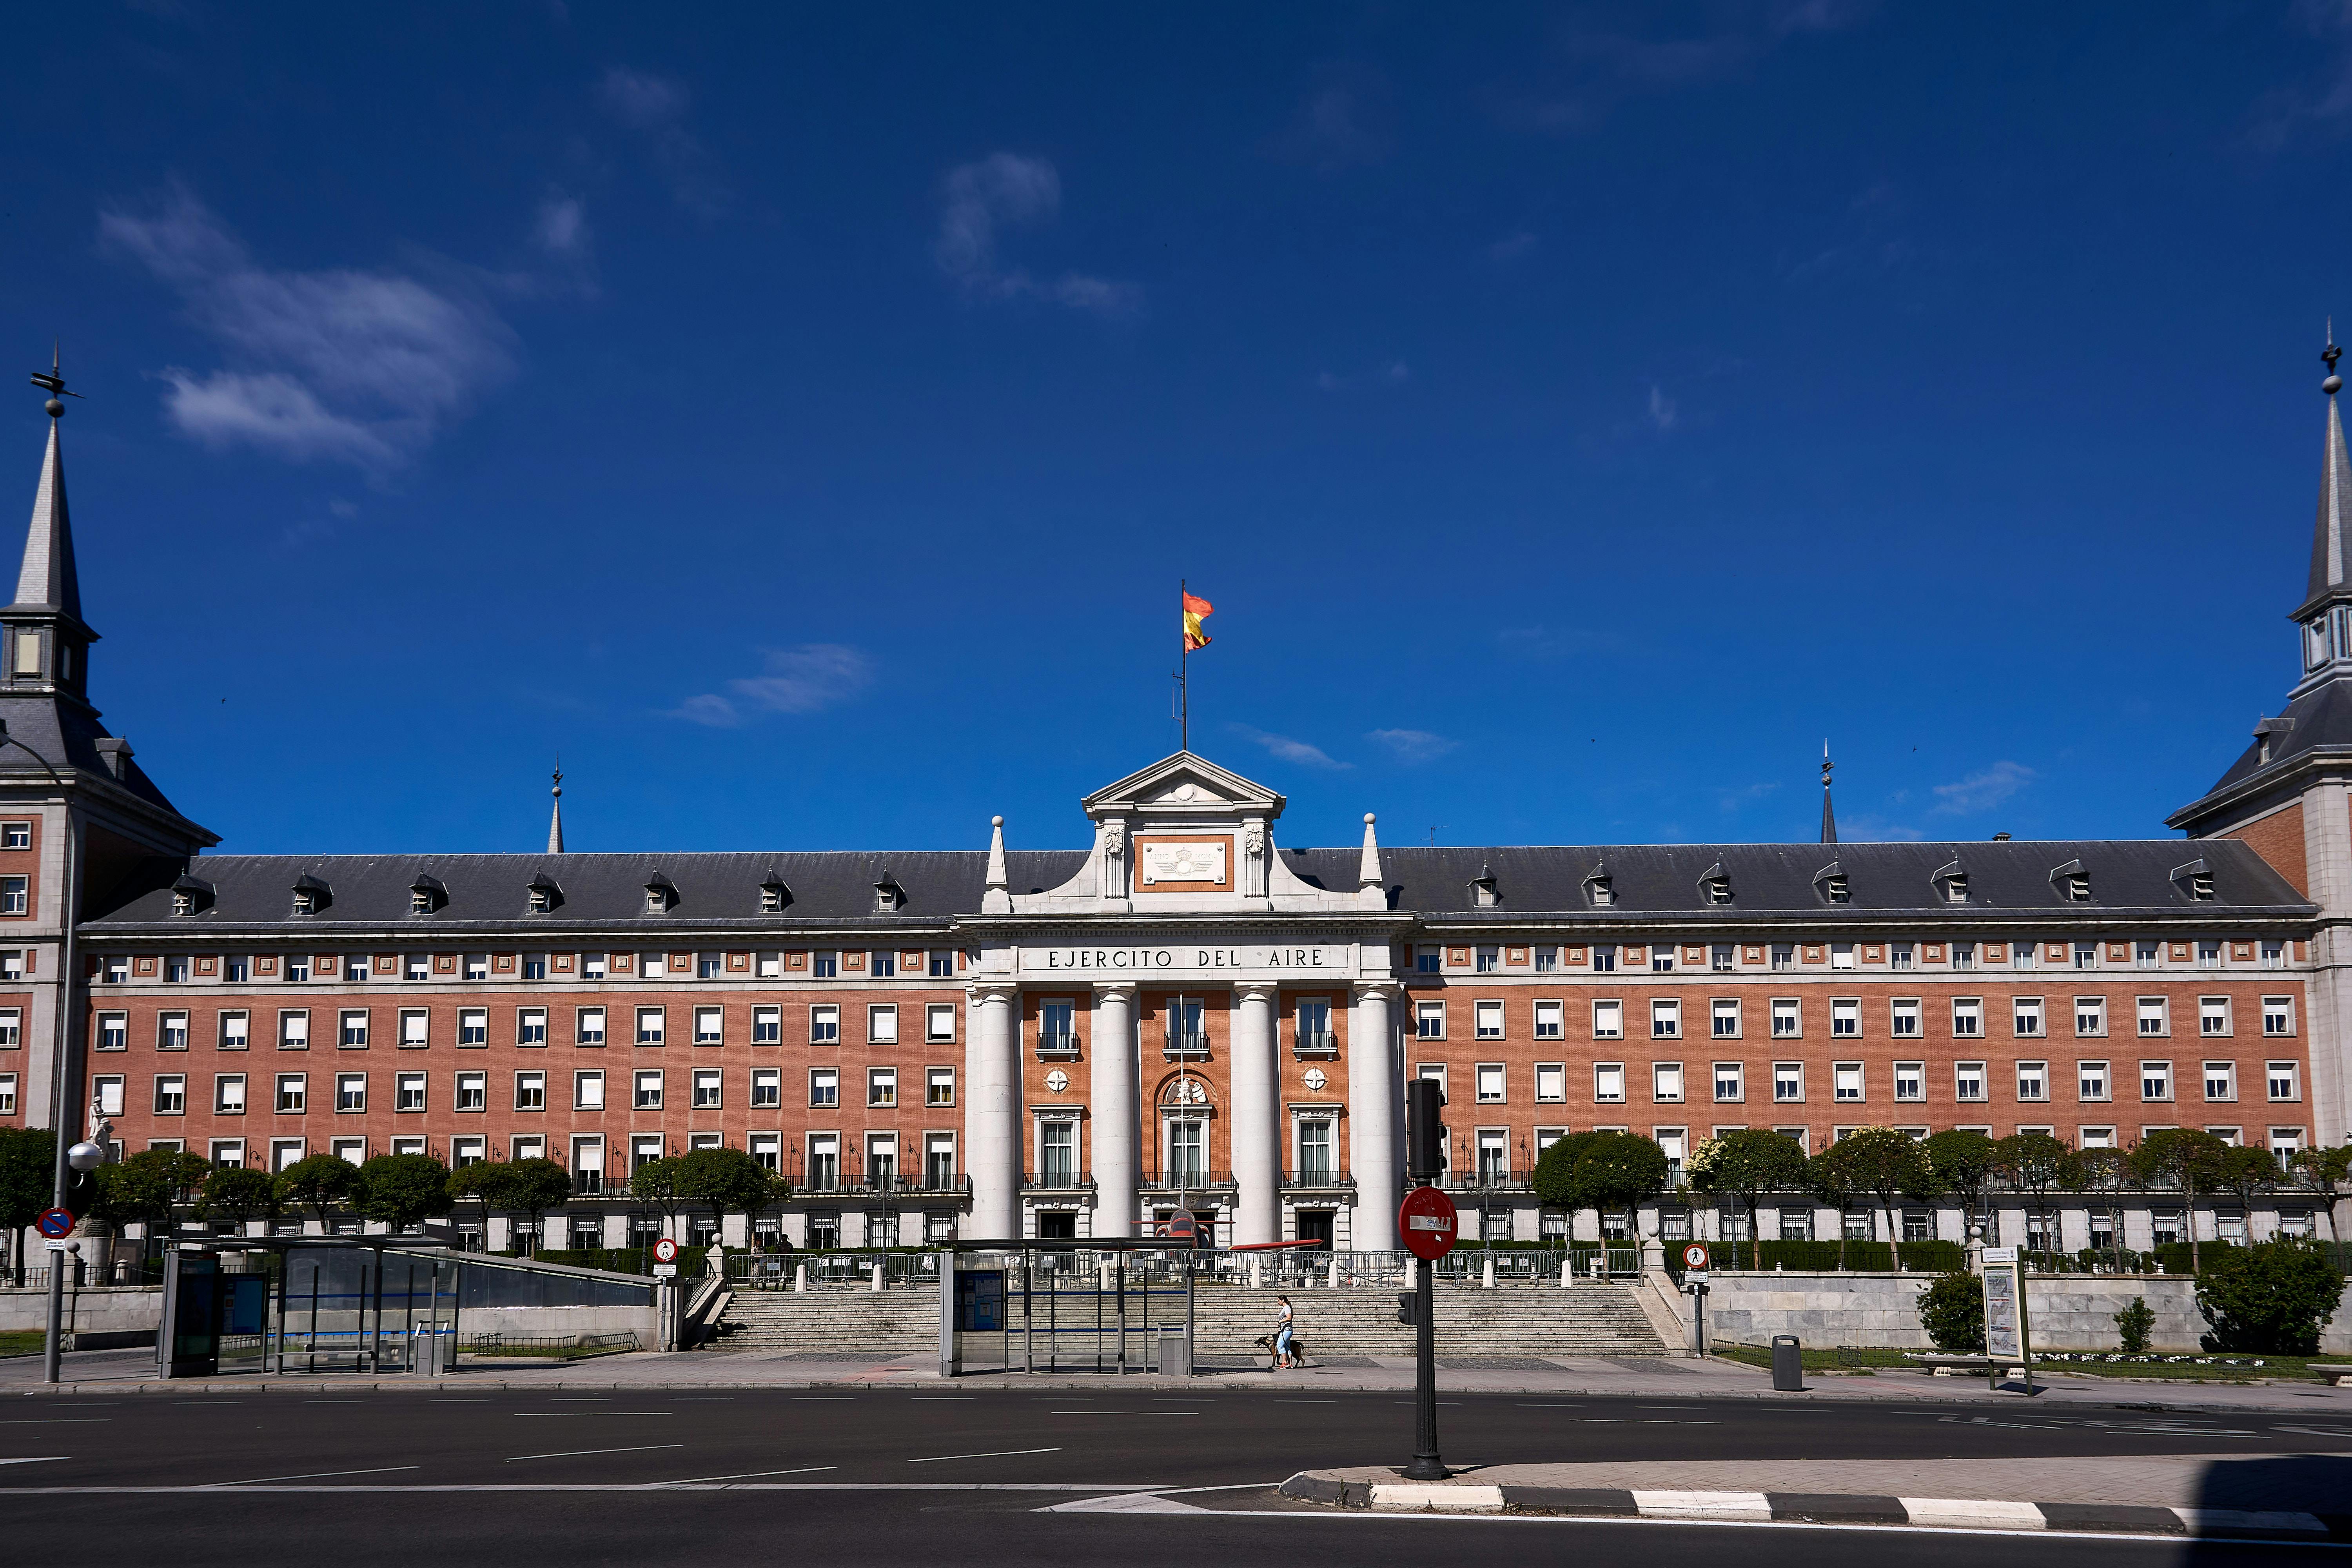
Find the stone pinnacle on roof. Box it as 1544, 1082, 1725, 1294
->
1820, 741, 1837, 846
547, 765, 565, 855
2307, 329, 2352, 616
14, 345, 83, 624
982, 815, 1011, 914
1357, 812, 1384, 908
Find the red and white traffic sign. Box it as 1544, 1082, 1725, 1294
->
1397, 1185, 1459, 1261
1682, 1243, 1709, 1270
652, 1237, 679, 1264
34, 1207, 73, 1239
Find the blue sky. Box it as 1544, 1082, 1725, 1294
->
4, 4, 2350, 858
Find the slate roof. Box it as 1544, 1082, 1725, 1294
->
0, 692, 196, 822
2169, 676, 2352, 827
84, 837, 2307, 931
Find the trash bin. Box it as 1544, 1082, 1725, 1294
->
1771, 1334, 1803, 1391
1157, 1328, 1192, 1378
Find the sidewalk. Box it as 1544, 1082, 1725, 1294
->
9, 1343, 2352, 1413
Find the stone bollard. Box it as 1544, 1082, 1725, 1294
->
1099, 1261, 1113, 1291
1327, 1256, 1341, 1290
871, 1261, 884, 1292
1561, 1259, 1573, 1289
1249, 1259, 1263, 1289
794, 1263, 808, 1292
1483, 1258, 1496, 1289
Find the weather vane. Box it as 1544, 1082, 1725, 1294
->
29, 342, 82, 419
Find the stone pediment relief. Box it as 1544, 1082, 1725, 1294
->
1080, 751, 1285, 820
1149, 779, 1230, 806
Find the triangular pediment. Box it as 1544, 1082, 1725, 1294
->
1080, 751, 1286, 820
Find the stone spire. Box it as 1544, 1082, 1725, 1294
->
2291, 330, 2352, 695
982, 814, 1011, 914
546, 766, 565, 855
1357, 812, 1385, 907
1820, 743, 1837, 845
17, 345, 83, 624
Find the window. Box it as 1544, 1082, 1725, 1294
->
1474, 1000, 1504, 1040
1831, 998, 1859, 1038
1652, 1062, 1684, 1102
692, 1006, 722, 1046
216, 1073, 247, 1114
2136, 941, 2159, 970
154, 1073, 187, 1114
1592, 944, 1618, 972
928, 951, 956, 978
2013, 996, 2044, 1037
581, 953, 607, 981
2203, 1061, 2236, 1101
1771, 944, 1795, 972
640, 953, 664, 977
285, 956, 310, 983
506, 1007, 545, 1048
1535, 946, 1559, 972
165, 956, 189, 983
1651, 946, 1677, 972
2195, 996, 2231, 1038
2011, 941, 2037, 970
0, 822, 25, 849
456, 954, 487, 981
2016, 1061, 2047, 1101
1833, 1062, 1863, 1102
1532, 1000, 1563, 1040
1592, 1000, 1622, 1040
801, 1003, 837, 1046
1476, 947, 1499, 973
275, 1073, 307, 1113
576, 1006, 606, 1047
2078, 1060, 2110, 1101
1535, 1063, 1566, 1103
736, 1064, 778, 1111
810, 1067, 839, 1107
2140, 1060, 2173, 1101
451, 1136, 486, 1168
0, 875, 25, 917
1473, 1063, 1506, 1103
336, 1072, 367, 1112
1594, 1063, 1625, 1103
697, 953, 721, 980
1951, 998, 1983, 1038
636, 1006, 666, 1046
455, 1071, 486, 1111
871, 951, 896, 978
869, 1004, 898, 1044
458, 1008, 488, 1046
1650, 999, 1680, 1038
91, 1074, 123, 1117
334, 1009, 367, 1049
868, 1067, 897, 1107
2074, 996, 2106, 1036
2198, 940, 2222, 969
2262, 940, 2286, 969
1890, 942, 1915, 971
2074, 942, 2098, 970
219, 1010, 249, 1051
1954, 1062, 1986, 1102
2136, 997, 2169, 1037
1893, 1062, 1924, 1101
278, 1010, 309, 1050
692, 1068, 722, 1109
2269, 1060, 2301, 1101
397, 1009, 428, 1049
270, 1139, 307, 1172
1416, 946, 1441, 975
926, 1003, 956, 1043
1713, 1062, 1743, 1102
396, 1071, 426, 1112
1416, 1001, 1445, 1040
94, 1010, 126, 1052
1711, 999, 1739, 1039
927, 1066, 955, 1106
1770, 998, 1799, 1038
633, 1070, 663, 1109
812, 951, 838, 979
154, 1010, 189, 1052
2263, 996, 2295, 1036
1890, 999, 1920, 1038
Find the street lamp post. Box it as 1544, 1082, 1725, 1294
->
0, 719, 82, 1386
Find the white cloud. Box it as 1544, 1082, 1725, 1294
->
1274, 63, 1394, 171
102, 187, 517, 472
1836, 814, 1924, 842
534, 193, 590, 258
1717, 780, 1780, 812
1931, 760, 2035, 816
1367, 728, 1458, 764
1646, 382, 1679, 431
671, 644, 874, 727
597, 66, 689, 128
1229, 723, 1351, 770
934, 153, 1138, 317
597, 67, 729, 216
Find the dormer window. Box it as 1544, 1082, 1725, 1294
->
2254, 716, 2294, 766
644, 873, 677, 915
526, 872, 561, 915
408, 873, 447, 916
1468, 865, 1500, 908
2050, 858, 2092, 903
1699, 862, 1731, 906
1813, 862, 1849, 904
759, 871, 789, 915
171, 889, 192, 916
873, 869, 905, 914
290, 873, 329, 917
1932, 860, 1967, 905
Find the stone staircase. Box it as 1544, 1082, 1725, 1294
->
713, 1281, 1666, 1358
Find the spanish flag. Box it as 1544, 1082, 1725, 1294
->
1182, 590, 1214, 652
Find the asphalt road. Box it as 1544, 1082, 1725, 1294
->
2, 1388, 2344, 1564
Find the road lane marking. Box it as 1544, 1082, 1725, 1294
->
1276, 1400, 1338, 1404
0, 1457, 68, 1466
0, 1482, 1156, 1494
1052, 1411, 1196, 1416
658, 1466, 836, 1484
1558, 1418, 1725, 1425
506, 1444, 686, 1463
0, 1419, 109, 1424
511, 1412, 673, 1417
908, 1447, 1061, 1464
204, 1466, 420, 1487
547, 1397, 610, 1402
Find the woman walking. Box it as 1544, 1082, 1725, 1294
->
1273, 1293, 1295, 1370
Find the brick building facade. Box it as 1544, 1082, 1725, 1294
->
7, 360, 2352, 1255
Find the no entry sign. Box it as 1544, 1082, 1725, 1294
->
1397, 1185, 1459, 1261
652, 1237, 679, 1264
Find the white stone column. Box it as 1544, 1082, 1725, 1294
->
1350, 982, 1400, 1251
966, 984, 1019, 1238
1230, 982, 1281, 1245
1090, 982, 1138, 1238
2301, 778, 2352, 1146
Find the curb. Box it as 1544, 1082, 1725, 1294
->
1275, 1474, 2349, 1539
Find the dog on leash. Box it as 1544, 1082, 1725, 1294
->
1253, 1332, 1312, 1371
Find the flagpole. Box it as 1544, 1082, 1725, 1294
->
1179, 577, 1189, 754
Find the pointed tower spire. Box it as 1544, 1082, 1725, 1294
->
1357, 811, 1385, 907
2290, 328, 2352, 695
982, 814, 1011, 914
546, 765, 565, 854
4, 346, 95, 705
1820, 742, 1837, 845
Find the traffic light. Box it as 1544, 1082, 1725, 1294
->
1396, 1291, 1419, 1327
1406, 1078, 1446, 1183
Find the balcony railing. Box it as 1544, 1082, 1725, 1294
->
1280, 1165, 1354, 1192
1293, 1031, 1339, 1058
1035, 1031, 1082, 1060
1141, 1167, 1233, 1191
1021, 1169, 1097, 1192
1440, 1165, 1534, 1194
1163, 1032, 1211, 1060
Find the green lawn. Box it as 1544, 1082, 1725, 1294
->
0, 1330, 44, 1359
1712, 1342, 2352, 1383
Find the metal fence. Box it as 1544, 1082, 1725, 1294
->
718, 1244, 1645, 1291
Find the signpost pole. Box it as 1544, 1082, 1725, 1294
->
1400, 1078, 1450, 1482
1406, 1253, 1441, 1478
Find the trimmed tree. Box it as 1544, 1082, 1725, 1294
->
275, 1154, 364, 1232
2209, 1143, 2283, 1246
1993, 1131, 2073, 1259
674, 1147, 781, 1246
0, 1126, 56, 1276
626, 1156, 685, 1252
1918, 1271, 1985, 1352
198, 1165, 279, 1234
2067, 1145, 2131, 1269
1529, 1132, 1600, 1211
1806, 1145, 1857, 1270
358, 1152, 453, 1234
1922, 1129, 2000, 1246
1685, 1129, 1809, 1270
496, 1158, 576, 1254
2195, 1236, 2348, 1353
1817, 1127, 1933, 1263
2126, 1128, 2233, 1272
2285, 1145, 2350, 1244
89, 1148, 213, 1246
